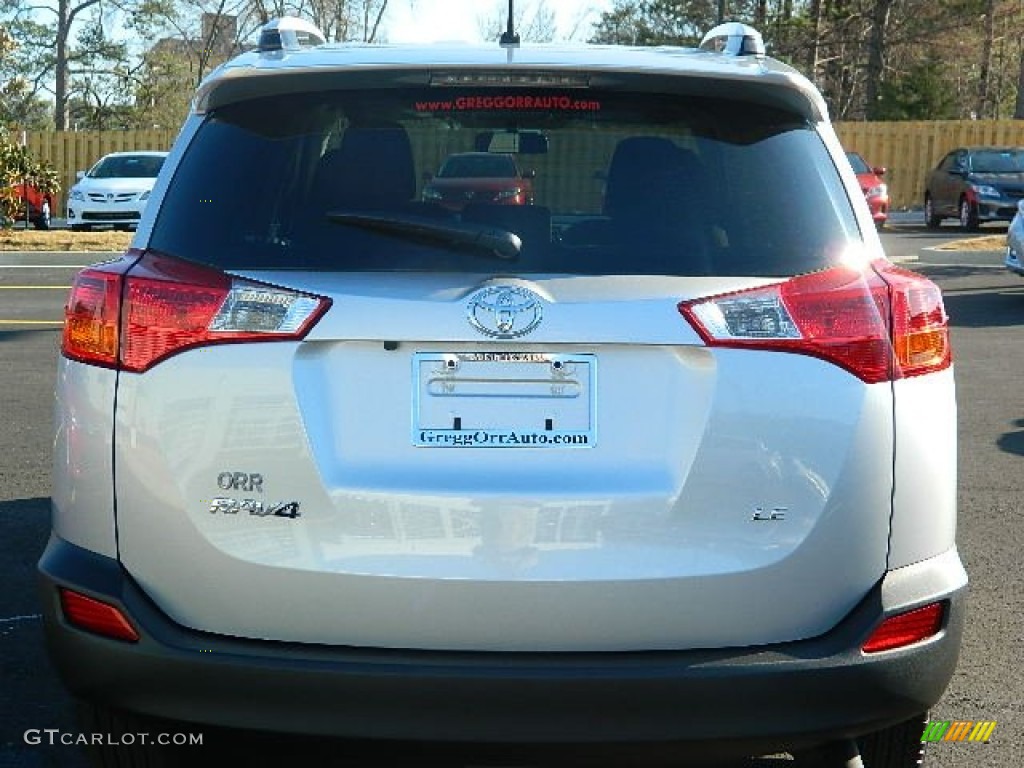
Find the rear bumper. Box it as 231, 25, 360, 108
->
39, 535, 966, 758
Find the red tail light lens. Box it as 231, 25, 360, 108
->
862, 602, 945, 653
885, 266, 952, 378
119, 256, 233, 372
59, 588, 140, 643
678, 261, 950, 383
62, 257, 135, 368
62, 252, 331, 373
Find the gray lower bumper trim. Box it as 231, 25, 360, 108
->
39, 535, 966, 758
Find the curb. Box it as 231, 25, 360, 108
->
916, 247, 1005, 266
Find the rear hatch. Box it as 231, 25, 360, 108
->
104, 65, 947, 652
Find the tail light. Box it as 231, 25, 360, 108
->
63, 260, 129, 368
62, 251, 330, 372
678, 261, 950, 384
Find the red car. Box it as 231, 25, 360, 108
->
845, 152, 888, 230
422, 152, 535, 211
8, 182, 55, 230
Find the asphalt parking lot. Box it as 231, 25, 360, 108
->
1, 221, 1021, 767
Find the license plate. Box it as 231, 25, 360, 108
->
413, 352, 595, 448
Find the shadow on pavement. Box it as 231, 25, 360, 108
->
911, 264, 1009, 281
912, 265, 1024, 329
0, 328, 61, 342
0, 496, 86, 767
997, 419, 1024, 458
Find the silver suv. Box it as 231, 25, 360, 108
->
41, 18, 966, 768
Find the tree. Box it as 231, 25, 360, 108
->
1, 0, 134, 129
863, 0, 896, 120
477, 0, 557, 43
1, 7, 51, 127
874, 57, 958, 120
590, 0, 716, 47
588, 0, 1023, 121
65, 11, 133, 128
975, 0, 996, 117
1016, 37, 1024, 118
53, 0, 132, 129
129, 0, 251, 89
246, 0, 389, 42
120, 0, 393, 128
121, 0, 251, 128
1, 19, 51, 127
129, 41, 196, 129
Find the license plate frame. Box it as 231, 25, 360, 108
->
412, 352, 596, 448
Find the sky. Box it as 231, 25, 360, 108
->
385, 0, 612, 44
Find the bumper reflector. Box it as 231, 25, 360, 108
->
59, 588, 140, 643
862, 602, 945, 654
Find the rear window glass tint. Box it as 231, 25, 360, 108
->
150, 87, 860, 276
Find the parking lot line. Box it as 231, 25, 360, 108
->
0, 614, 42, 624
0, 264, 89, 269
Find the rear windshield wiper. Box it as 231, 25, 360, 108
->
326, 211, 521, 260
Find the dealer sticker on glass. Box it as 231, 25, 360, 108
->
412, 352, 595, 448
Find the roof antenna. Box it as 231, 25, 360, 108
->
499, 0, 520, 47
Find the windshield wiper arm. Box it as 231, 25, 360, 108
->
326, 211, 521, 260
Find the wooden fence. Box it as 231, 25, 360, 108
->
23, 120, 1024, 214
24, 129, 178, 213
834, 120, 1024, 211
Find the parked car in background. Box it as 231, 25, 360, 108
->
66, 151, 168, 231
422, 151, 535, 210
924, 146, 1024, 231
845, 151, 888, 229
1005, 200, 1024, 276
7, 182, 55, 229
41, 17, 965, 768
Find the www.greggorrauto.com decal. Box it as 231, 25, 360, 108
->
417, 429, 590, 447
416, 94, 602, 113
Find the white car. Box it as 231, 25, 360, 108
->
66, 151, 168, 231
1006, 200, 1024, 275
41, 17, 966, 768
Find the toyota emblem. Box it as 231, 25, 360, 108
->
466, 285, 543, 339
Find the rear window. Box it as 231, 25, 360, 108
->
150, 86, 860, 276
